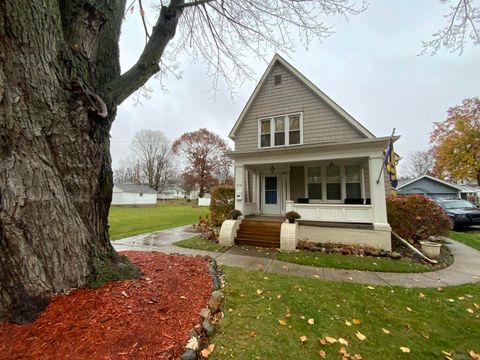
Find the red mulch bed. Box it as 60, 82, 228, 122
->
0, 252, 213, 359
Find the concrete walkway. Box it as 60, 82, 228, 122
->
113, 225, 480, 288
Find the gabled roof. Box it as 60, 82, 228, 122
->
228, 53, 375, 140
114, 183, 157, 194
396, 175, 463, 191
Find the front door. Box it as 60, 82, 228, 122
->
262, 175, 280, 214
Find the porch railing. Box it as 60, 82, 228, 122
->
285, 201, 374, 224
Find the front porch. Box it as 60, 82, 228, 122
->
228, 140, 393, 250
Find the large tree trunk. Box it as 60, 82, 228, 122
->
0, 0, 140, 324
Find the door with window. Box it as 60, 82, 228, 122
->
262, 175, 280, 214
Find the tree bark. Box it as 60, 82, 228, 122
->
0, 0, 141, 323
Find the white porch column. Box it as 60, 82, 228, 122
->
235, 164, 245, 215
368, 156, 389, 229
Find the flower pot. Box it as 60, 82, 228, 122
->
419, 241, 442, 259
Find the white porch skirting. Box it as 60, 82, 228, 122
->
286, 201, 373, 223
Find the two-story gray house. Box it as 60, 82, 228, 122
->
221, 54, 398, 251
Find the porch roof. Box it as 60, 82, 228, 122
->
228, 135, 400, 159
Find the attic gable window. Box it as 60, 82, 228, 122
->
258, 112, 303, 148
274, 75, 282, 85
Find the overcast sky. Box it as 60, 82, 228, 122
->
111, 1, 480, 176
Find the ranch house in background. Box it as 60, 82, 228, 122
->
220, 54, 398, 251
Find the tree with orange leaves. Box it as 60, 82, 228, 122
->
430, 97, 480, 185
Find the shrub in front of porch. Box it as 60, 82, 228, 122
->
209, 185, 235, 226
386, 195, 450, 243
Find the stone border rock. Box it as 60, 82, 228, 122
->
180, 257, 224, 360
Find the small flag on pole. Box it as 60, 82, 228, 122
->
384, 137, 398, 190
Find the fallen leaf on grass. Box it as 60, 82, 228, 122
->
256, 289, 263, 295
325, 336, 337, 344
406, 307, 412, 312
367, 286, 375, 290
422, 333, 430, 340
300, 335, 307, 343
447, 298, 455, 302
437, 287, 444, 291
250, 331, 257, 338
307, 318, 315, 325
339, 347, 349, 356
458, 296, 465, 300
400, 347, 410, 353
278, 320, 286, 326
469, 350, 480, 360
201, 344, 215, 358
319, 338, 327, 345
352, 354, 363, 360
442, 350, 453, 359
419, 292, 426, 299
382, 328, 391, 334
277, 295, 282, 299
467, 308, 474, 314
338, 338, 349, 345
319, 350, 326, 358
355, 332, 366, 341
345, 320, 352, 326
352, 319, 362, 325
474, 303, 480, 309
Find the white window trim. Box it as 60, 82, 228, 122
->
304, 164, 363, 204
258, 112, 303, 149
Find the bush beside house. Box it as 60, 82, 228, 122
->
209, 186, 235, 226
387, 195, 450, 242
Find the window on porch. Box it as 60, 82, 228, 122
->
303, 164, 364, 203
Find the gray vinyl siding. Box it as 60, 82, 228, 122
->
290, 166, 305, 201
234, 62, 367, 152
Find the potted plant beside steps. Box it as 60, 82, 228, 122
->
281, 211, 301, 251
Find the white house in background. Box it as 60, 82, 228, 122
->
112, 184, 157, 206
220, 54, 398, 251
157, 185, 188, 200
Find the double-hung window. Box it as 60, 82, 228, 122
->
260, 119, 271, 147
259, 113, 302, 148
326, 165, 341, 200
274, 117, 285, 146
288, 114, 301, 145
307, 167, 322, 200
345, 166, 361, 198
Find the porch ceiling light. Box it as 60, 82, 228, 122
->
328, 161, 335, 168
270, 165, 275, 174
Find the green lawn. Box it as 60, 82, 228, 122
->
175, 239, 434, 273
108, 204, 209, 240
449, 229, 480, 251
211, 267, 480, 359
174, 236, 229, 252
277, 250, 432, 273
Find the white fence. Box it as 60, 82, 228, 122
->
198, 198, 211, 207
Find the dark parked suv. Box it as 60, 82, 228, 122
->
436, 199, 480, 229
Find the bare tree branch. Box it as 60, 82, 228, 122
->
107, 0, 365, 105
421, 0, 480, 55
